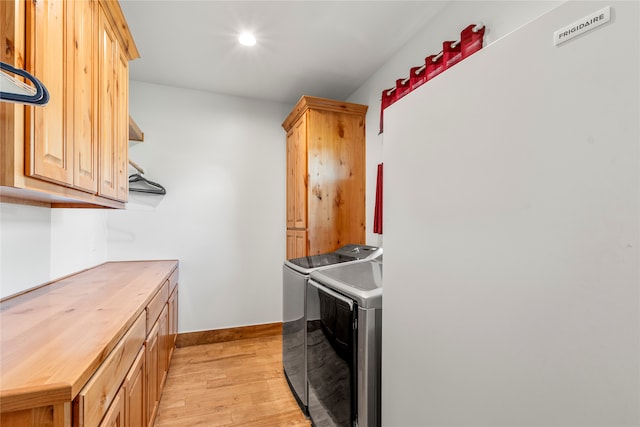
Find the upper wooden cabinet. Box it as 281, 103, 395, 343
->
282, 96, 368, 258
286, 114, 307, 230
97, 4, 119, 200
72, 0, 99, 193
0, 0, 139, 208
116, 47, 129, 201
26, 0, 71, 187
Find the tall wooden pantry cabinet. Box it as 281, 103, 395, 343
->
282, 96, 368, 259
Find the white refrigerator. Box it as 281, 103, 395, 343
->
382, 1, 639, 426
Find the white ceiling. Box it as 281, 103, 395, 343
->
120, 1, 448, 105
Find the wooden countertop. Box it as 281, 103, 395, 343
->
0, 260, 178, 413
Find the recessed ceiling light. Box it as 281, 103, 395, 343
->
239, 33, 256, 47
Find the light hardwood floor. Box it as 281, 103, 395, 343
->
155, 335, 311, 426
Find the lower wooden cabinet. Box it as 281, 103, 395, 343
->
99, 389, 125, 427
75, 313, 146, 427
146, 320, 160, 427
168, 287, 178, 361
0, 261, 178, 427
145, 278, 178, 427
94, 347, 147, 427
158, 305, 169, 391
71, 271, 178, 427
89, 288, 177, 427
124, 349, 146, 427
286, 229, 307, 259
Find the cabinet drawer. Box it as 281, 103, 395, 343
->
146, 280, 168, 333
75, 312, 146, 427
168, 268, 179, 294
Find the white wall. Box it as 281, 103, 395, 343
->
50, 209, 108, 278
0, 203, 51, 297
0, 203, 107, 299
107, 81, 291, 333
347, 1, 561, 247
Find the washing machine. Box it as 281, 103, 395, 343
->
282, 245, 381, 413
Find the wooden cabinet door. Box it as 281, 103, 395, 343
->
286, 229, 307, 259
286, 128, 296, 229
26, 0, 73, 186
294, 230, 307, 258
285, 114, 308, 258
158, 305, 169, 391
145, 322, 159, 427
286, 229, 296, 259
71, 0, 98, 193
293, 115, 307, 229
124, 349, 146, 427
97, 5, 118, 200
99, 388, 125, 427
286, 115, 308, 231
116, 49, 129, 201
307, 110, 366, 254
168, 288, 178, 362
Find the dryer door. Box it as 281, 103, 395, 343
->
307, 279, 357, 426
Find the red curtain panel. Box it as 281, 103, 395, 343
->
373, 163, 383, 234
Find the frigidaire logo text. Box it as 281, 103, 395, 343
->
553, 7, 611, 46
558, 12, 606, 40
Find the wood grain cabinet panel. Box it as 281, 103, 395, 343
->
145, 321, 160, 427
116, 49, 129, 201
0, 0, 139, 208
282, 96, 367, 258
293, 116, 307, 229
124, 348, 146, 427
0, 403, 68, 427
168, 287, 178, 361
97, 3, 131, 202
75, 313, 146, 427
158, 305, 169, 392
1, 0, 24, 183
98, 389, 124, 427
97, 4, 118, 200
286, 229, 307, 259
285, 128, 296, 229
143, 278, 177, 427
146, 281, 169, 333
26, 0, 72, 186
286, 116, 307, 230
293, 230, 307, 258
72, 0, 98, 193
286, 229, 296, 259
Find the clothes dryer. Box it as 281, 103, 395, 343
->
282, 245, 381, 413
307, 255, 383, 427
